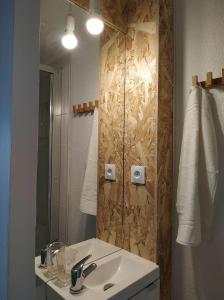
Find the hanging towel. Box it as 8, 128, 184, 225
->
80, 108, 99, 216
176, 86, 219, 246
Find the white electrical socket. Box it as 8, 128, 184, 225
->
105, 164, 116, 181
131, 165, 145, 184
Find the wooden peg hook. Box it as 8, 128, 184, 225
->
73, 105, 78, 113
192, 75, 198, 86
73, 99, 99, 114
222, 68, 224, 85
206, 72, 213, 87
83, 103, 88, 112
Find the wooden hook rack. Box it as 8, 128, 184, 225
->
73, 100, 99, 114
192, 68, 224, 88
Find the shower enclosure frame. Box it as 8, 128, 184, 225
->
38, 64, 59, 248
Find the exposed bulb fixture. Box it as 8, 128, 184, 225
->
61, 8, 78, 50
86, 17, 104, 35
61, 32, 78, 50
86, 0, 104, 35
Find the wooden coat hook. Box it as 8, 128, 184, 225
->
73, 100, 99, 114
205, 72, 213, 87
192, 75, 198, 86
192, 68, 224, 88
222, 68, 224, 85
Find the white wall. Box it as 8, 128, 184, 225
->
8, 0, 39, 299
58, 58, 99, 244
57, 5, 99, 245
67, 21, 99, 244
0, 1, 14, 298
173, 0, 224, 299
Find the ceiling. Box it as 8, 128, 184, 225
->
40, 0, 100, 69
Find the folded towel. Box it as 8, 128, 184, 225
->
176, 86, 218, 246
80, 108, 98, 216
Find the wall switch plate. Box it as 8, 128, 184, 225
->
105, 164, 116, 181
131, 165, 145, 184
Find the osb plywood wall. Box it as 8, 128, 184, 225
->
123, 2, 173, 299
97, 27, 126, 248
96, 0, 173, 299
123, 0, 159, 263
157, 1, 173, 299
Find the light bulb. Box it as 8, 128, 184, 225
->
61, 11, 78, 50
61, 32, 78, 50
86, 17, 104, 35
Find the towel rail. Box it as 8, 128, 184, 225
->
192, 68, 224, 88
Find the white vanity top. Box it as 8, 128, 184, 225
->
47, 250, 159, 300
35, 238, 120, 283
35, 238, 159, 300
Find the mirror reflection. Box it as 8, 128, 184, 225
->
36, 0, 101, 254
35, 0, 128, 297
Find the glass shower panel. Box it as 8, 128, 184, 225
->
35, 70, 52, 255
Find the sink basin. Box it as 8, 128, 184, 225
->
35, 238, 120, 283
84, 250, 159, 299
69, 238, 120, 265
47, 249, 159, 300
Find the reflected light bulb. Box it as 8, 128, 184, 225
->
86, 17, 104, 35
61, 32, 78, 50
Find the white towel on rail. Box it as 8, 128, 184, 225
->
176, 86, 219, 246
80, 108, 98, 216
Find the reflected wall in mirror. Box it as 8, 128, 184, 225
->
36, 0, 125, 255
36, 0, 173, 299
97, 26, 126, 246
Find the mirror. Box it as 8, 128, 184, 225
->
36, 0, 125, 255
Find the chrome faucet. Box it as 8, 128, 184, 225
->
70, 254, 97, 294
40, 245, 48, 268
39, 242, 64, 269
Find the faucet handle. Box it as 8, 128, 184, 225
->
70, 254, 92, 294
72, 254, 92, 272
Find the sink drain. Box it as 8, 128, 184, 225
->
104, 283, 115, 291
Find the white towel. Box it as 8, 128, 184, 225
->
80, 108, 98, 216
176, 86, 218, 246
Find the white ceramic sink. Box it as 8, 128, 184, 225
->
84, 250, 159, 299
69, 238, 120, 265
35, 238, 120, 283
47, 249, 159, 300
